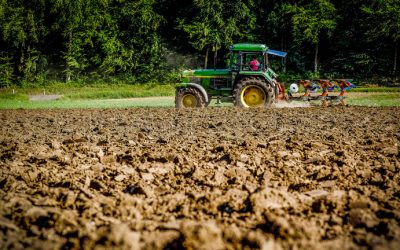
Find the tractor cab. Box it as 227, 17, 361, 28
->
229, 44, 268, 72
229, 43, 287, 73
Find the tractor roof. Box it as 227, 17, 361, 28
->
230, 43, 268, 52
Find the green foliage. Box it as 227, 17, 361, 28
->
362, 0, 400, 43
285, 0, 337, 45
283, 0, 337, 72
362, 0, 400, 74
46, 0, 165, 81
0, 0, 398, 86
178, 0, 256, 67
0, 54, 13, 87
0, 0, 48, 84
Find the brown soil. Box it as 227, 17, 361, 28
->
0, 106, 399, 249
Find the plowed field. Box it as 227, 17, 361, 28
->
1, 106, 399, 249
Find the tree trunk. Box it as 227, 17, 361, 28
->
282, 29, 287, 73
14, 46, 24, 77
394, 42, 398, 75
314, 41, 319, 73
214, 47, 218, 69
66, 31, 72, 82
204, 47, 209, 69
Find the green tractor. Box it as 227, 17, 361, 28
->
175, 43, 287, 108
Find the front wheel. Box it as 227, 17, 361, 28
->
233, 78, 273, 108
175, 87, 206, 108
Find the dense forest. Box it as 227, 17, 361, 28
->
0, 0, 399, 87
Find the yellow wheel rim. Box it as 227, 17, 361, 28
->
240, 85, 266, 107
182, 94, 198, 107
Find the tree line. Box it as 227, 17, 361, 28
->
0, 0, 399, 87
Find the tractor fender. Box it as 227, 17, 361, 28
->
179, 83, 209, 104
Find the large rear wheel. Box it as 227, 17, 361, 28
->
175, 87, 206, 108
233, 78, 274, 108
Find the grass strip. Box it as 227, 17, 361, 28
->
0, 83, 176, 100
0, 93, 399, 109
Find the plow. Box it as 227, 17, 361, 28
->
279, 79, 356, 106
175, 43, 355, 108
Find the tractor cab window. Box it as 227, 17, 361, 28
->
229, 52, 241, 71
242, 53, 264, 71
229, 52, 265, 71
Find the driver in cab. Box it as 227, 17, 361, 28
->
249, 56, 260, 71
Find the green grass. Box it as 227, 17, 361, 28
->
284, 86, 400, 93
0, 97, 239, 109
346, 92, 400, 107
350, 87, 400, 92
0, 83, 176, 100
0, 92, 28, 101
0, 84, 399, 109
0, 97, 175, 109
0, 83, 177, 109
64, 84, 175, 99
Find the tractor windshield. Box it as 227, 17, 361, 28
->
229, 52, 266, 71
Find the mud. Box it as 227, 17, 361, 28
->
0, 106, 399, 249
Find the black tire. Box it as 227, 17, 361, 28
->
233, 78, 274, 108
175, 87, 206, 108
